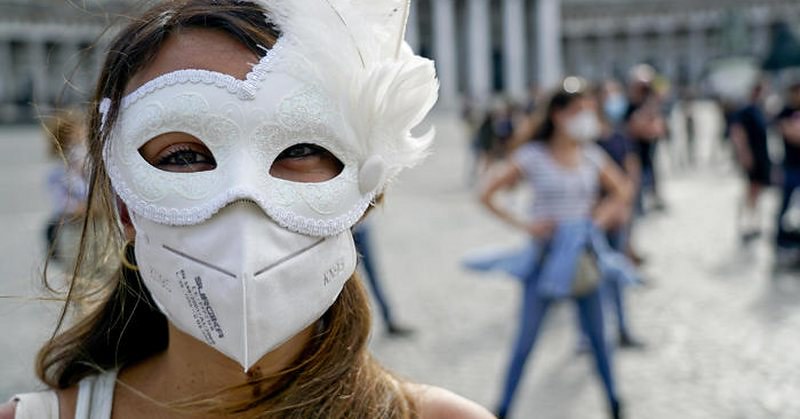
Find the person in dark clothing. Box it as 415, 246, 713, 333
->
775, 83, 800, 257
624, 66, 667, 215
352, 219, 414, 337
730, 82, 772, 243
596, 83, 644, 349
469, 100, 517, 182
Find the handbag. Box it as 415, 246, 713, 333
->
571, 248, 601, 297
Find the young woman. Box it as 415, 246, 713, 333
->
480, 77, 631, 419
0, 1, 493, 418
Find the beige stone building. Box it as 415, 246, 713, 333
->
0, 0, 798, 121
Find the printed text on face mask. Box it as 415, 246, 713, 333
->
323, 259, 345, 286
177, 269, 225, 344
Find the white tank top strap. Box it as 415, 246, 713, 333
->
10, 391, 59, 419
74, 370, 118, 419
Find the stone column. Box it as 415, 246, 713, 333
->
78, 41, 98, 97
29, 40, 49, 110
0, 39, 15, 122
536, 0, 563, 89
432, 0, 459, 106
502, 0, 526, 101
625, 20, 646, 71
0, 40, 11, 105
467, 0, 491, 106
749, 8, 770, 58
405, 0, 420, 53
571, 35, 588, 78
61, 39, 85, 102
687, 17, 706, 87
562, 36, 574, 76
657, 20, 677, 83
526, 0, 538, 88
598, 31, 615, 80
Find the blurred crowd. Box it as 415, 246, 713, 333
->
461, 63, 800, 419
464, 64, 800, 268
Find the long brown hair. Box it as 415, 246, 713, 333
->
42, 107, 86, 158
35, 1, 418, 417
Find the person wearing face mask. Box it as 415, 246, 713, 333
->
480, 77, 634, 419
602, 80, 629, 128
594, 84, 645, 349
1, 1, 494, 418
624, 65, 667, 214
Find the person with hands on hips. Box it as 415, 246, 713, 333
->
480, 77, 632, 419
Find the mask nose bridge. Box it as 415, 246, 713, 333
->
225, 139, 272, 217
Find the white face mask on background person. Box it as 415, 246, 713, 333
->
603, 93, 628, 124
565, 110, 602, 143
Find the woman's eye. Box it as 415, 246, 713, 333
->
270, 143, 344, 183
156, 148, 216, 172
139, 133, 217, 173
277, 144, 322, 160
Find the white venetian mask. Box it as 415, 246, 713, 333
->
104, 39, 381, 236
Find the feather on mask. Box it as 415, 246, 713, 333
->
260, 0, 439, 181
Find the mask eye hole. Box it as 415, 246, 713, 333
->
270, 143, 344, 183
138, 132, 217, 173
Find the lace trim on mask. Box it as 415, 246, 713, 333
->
121, 70, 242, 109
117, 38, 285, 111
108, 159, 372, 236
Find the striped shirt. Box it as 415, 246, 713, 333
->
512, 142, 606, 223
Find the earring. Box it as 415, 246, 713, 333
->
120, 241, 138, 271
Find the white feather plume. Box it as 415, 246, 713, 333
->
255, 0, 439, 183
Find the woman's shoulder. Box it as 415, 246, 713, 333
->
0, 400, 16, 419
583, 143, 608, 167
512, 141, 547, 166
407, 383, 495, 419
0, 387, 78, 419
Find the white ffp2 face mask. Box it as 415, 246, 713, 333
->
132, 201, 356, 371
566, 110, 602, 143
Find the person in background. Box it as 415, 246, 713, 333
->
595, 83, 645, 349
470, 99, 518, 180
775, 82, 800, 265
353, 218, 414, 337
679, 86, 697, 167
42, 108, 89, 267
625, 64, 667, 214
481, 77, 632, 419
730, 81, 772, 243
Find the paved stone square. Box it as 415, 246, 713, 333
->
2, 104, 799, 418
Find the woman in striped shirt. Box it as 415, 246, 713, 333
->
480, 77, 631, 419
